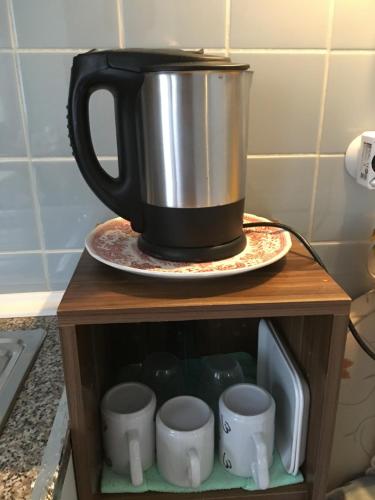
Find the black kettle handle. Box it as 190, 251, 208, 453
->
67, 54, 144, 231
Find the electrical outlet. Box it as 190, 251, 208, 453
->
345, 131, 375, 190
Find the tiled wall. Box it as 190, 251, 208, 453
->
1, 0, 375, 296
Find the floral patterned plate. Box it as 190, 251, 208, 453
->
85, 214, 292, 279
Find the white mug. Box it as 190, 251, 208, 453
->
156, 395, 214, 488
101, 382, 156, 486
219, 383, 275, 490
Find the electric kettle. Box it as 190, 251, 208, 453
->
68, 49, 251, 261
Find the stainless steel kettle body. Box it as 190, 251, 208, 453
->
140, 70, 250, 209
67, 49, 251, 261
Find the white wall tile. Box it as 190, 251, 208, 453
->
12, 0, 118, 48
332, 0, 375, 49
0, 0, 372, 296
0, 254, 46, 292
19, 54, 117, 157
312, 157, 375, 242
231, 0, 330, 49
245, 157, 315, 236
0, 162, 40, 251
20, 54, 73, 156
47, 252, 81, 290
0, 0, 11, 48
122, 0, 225, 48
34, 160, 115, 250
314, 242, 374, 298
231, 52, 325, 154
0, 54, 27, 156
321, 53, 375, 153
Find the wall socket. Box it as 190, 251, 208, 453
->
345, 132, 375, 190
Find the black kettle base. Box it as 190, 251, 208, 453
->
137, 233, 247, 263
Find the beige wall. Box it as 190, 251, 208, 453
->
329, 293, 375, 488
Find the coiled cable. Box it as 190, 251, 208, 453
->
243, 221, 375, 361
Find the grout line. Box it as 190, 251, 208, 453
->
0, 157, 29, 162
0, 48, 375, 55
247, 153, 318, 159
82, 155, 118, 161
31, 155, 118, 162
6, 0, 18, 48
45, 249, 83, 254
93, 155, 119, 161
0, 154, 345, 164
6, 0, 51, 290
1, 48, 85, 53
0, 249, 83, 256
187, 47, 224, 50
308, 163, 322, 239
312, 240, 371, 246
317, 1, 336, 155
31, 157, 73, 163
320, 153, 345, 158
116, 0, 125, 48
0, 47, 214, 54
229, 48, 327, 54
331, 49, 375, 54
224, 0, 231, 57
174, 48, 227, 52
0, 250, 44, 256
307, 0, 336, 241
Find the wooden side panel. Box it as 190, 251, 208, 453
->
309, 316, 348, 499
60, 326, 103, 500
277, 315, 348, 500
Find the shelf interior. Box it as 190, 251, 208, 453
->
65, 313, 338, 499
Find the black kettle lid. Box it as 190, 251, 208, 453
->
77, 48, 249, 72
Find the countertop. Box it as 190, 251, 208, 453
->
0, 316, 65, 500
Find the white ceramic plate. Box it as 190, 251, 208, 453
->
257, 319, 310, 475
85, 214, 292, 279
270, 323, 310, 475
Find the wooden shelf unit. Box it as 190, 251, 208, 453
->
58, 239, 351, 500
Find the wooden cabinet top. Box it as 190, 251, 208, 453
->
57, 240, 351, 325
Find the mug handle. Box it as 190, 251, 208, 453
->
250, 432, 269, 490
128, 429, 143, 486
187, 448, 201, 488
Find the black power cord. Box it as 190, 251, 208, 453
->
243, 221, 375, 361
